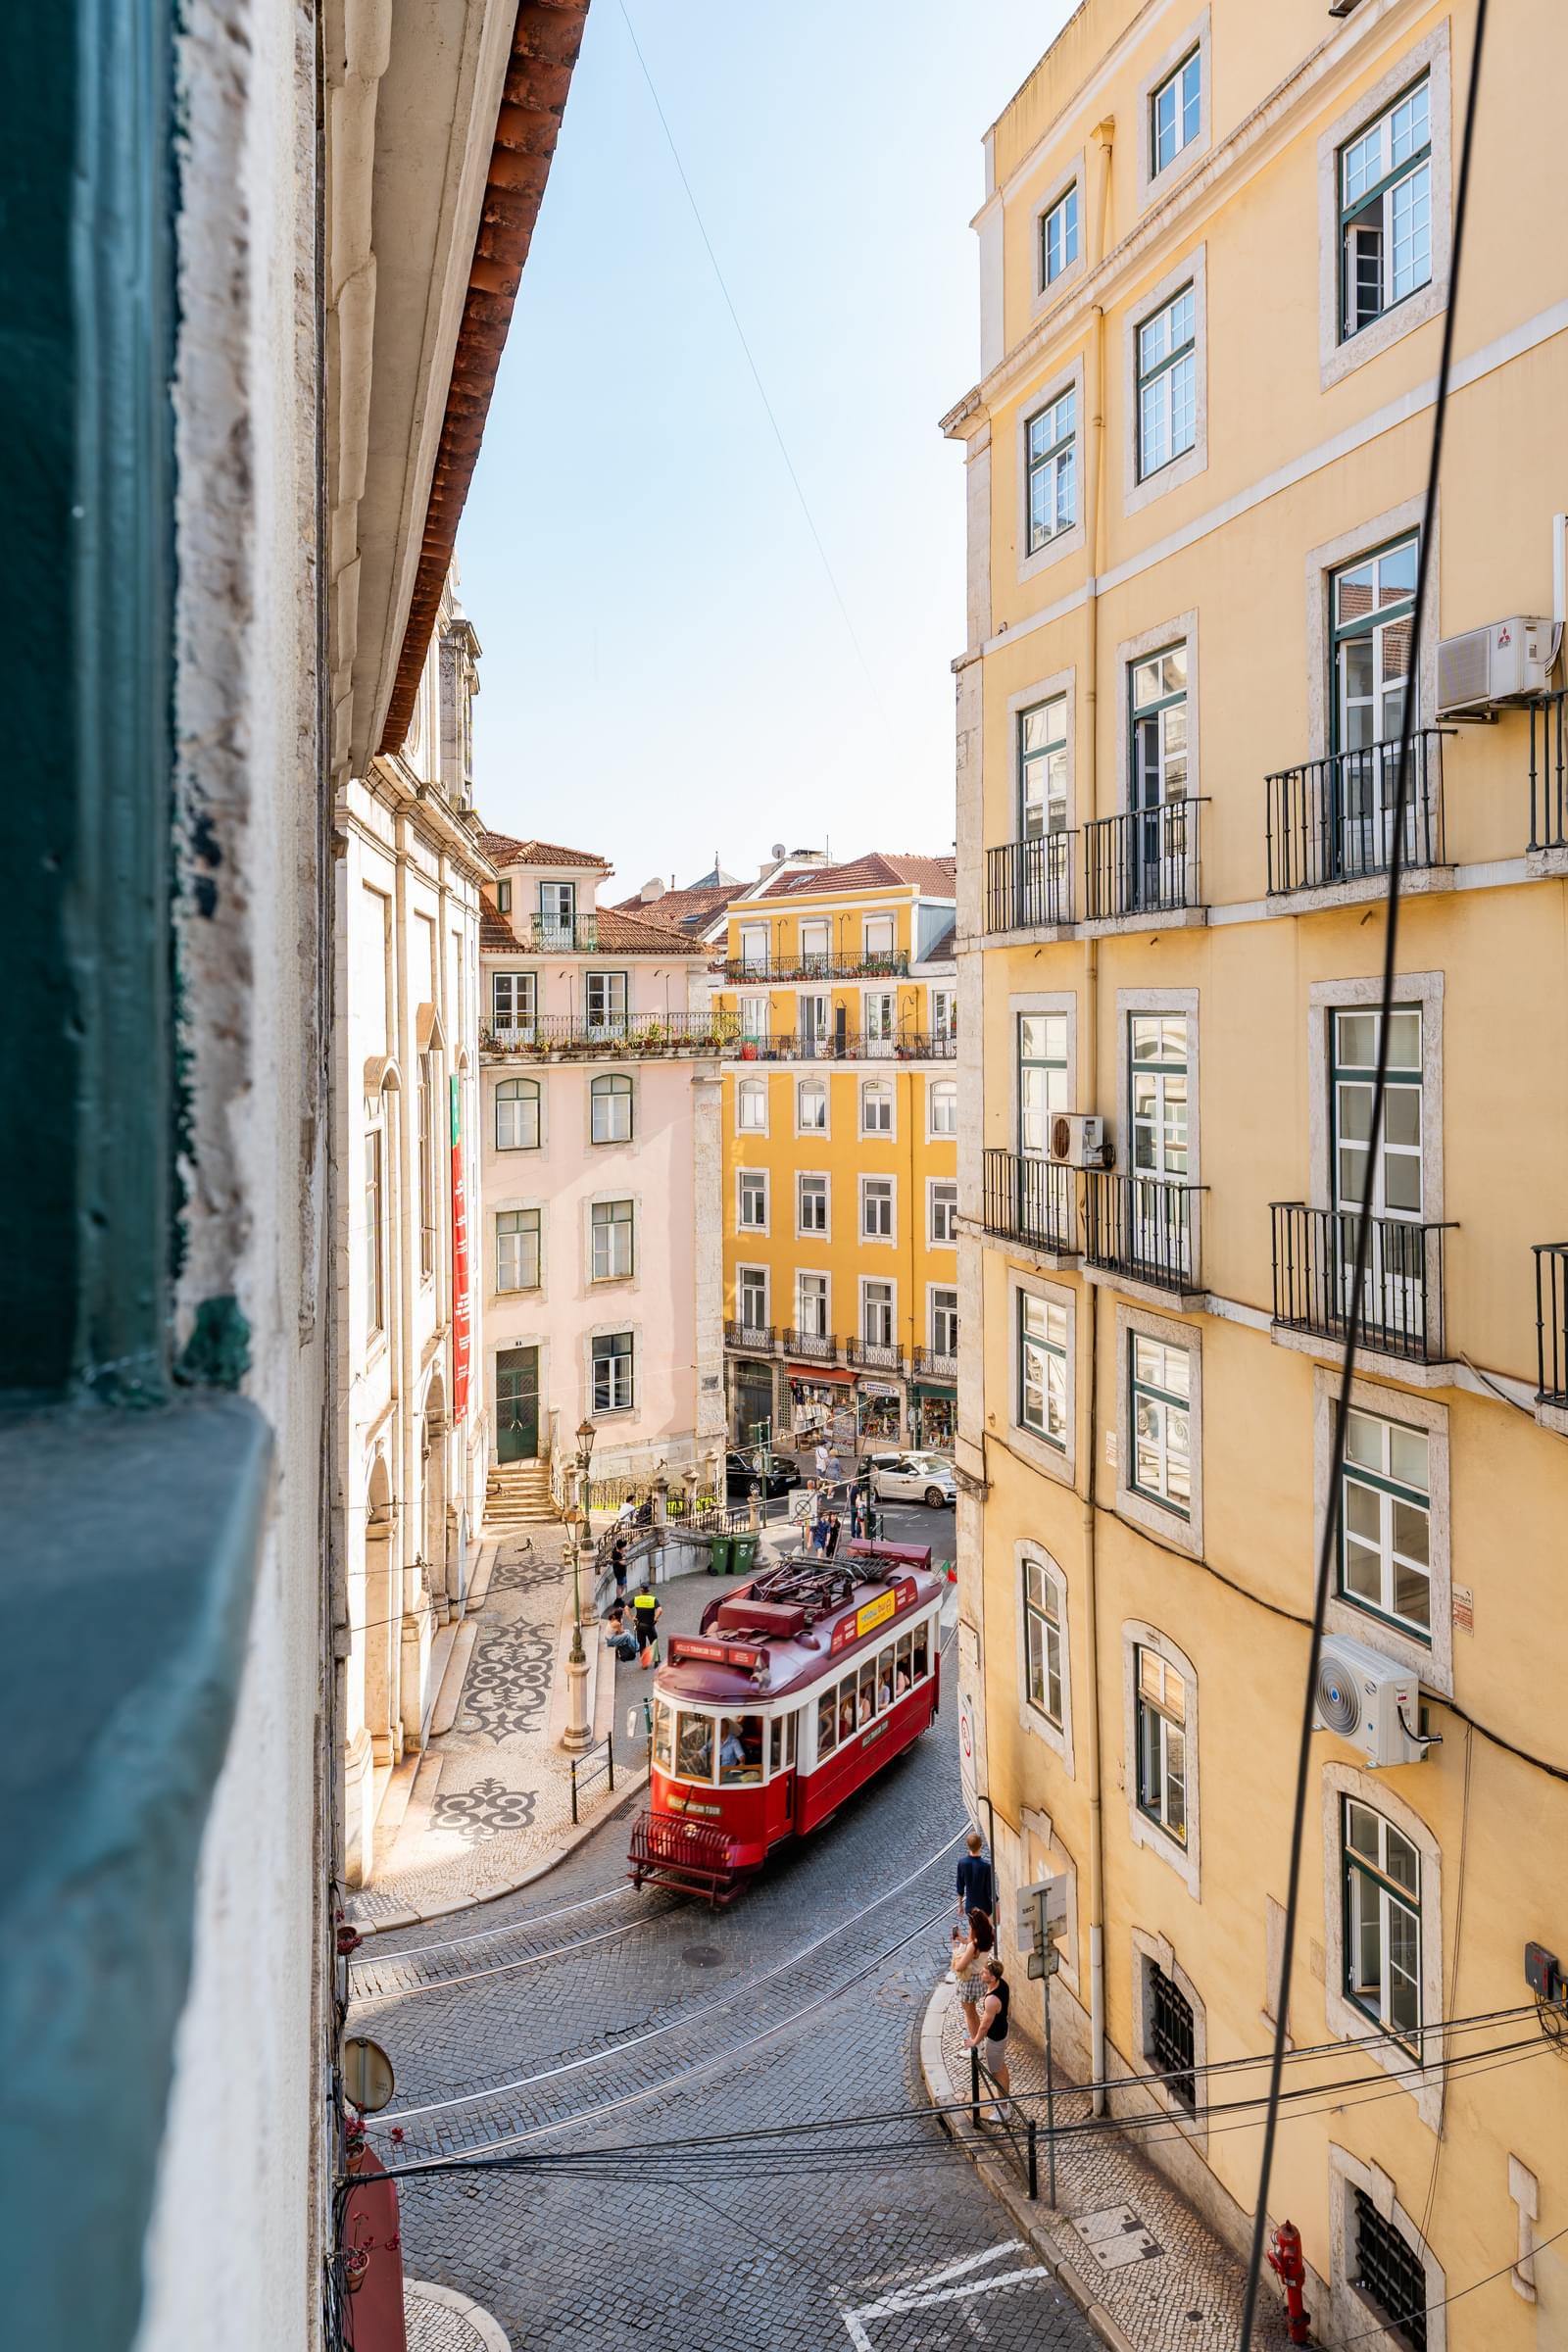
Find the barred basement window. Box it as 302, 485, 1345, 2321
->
1352, 2189, 1429, 2352
1149, 1962, 1196, 2109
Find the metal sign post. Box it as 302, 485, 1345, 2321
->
1018, 1879, 1066, 2207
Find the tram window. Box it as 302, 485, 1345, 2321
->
838, 1678, 858, 1741
787, 1709, 798, 1765
675, 1711, 714, 1783
895, 1632, 912, 1694
769, 1717, 783, 1775
876, 1645, 895, 1710
911, 1620, 930, 1682
653, 1699, 674, 1771
857, 1660, 876, 1726
719, 1715, 763, 1784
817, 1688, 838, 1757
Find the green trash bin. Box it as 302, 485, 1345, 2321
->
731, 1534, 757, 1580
708, 1533, 733, 1578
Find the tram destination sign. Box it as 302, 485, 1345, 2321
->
831, 1576, 917, 1652
668, 1636, 767, 1673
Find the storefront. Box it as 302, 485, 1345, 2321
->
731, 1358, 776, 1447
856, 1379, 904, 1444
911, 1384, 956, 1451
786, 1365, 856, 1447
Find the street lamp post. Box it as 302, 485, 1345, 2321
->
561, 1420, 598, 1753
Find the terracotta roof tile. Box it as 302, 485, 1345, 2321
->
753, 853, 956, 900
476, 893, 706, 956
479, 830, 612, 871
611, 882, 747, 934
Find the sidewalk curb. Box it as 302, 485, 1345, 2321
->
916, 1985, 1137, 2352
405, 2277, 511, 2352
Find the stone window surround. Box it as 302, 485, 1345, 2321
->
927, 1175, 958, 1250
927, 1072, 958, 1143
1130, 1927, 1208, 2149
858, 1272, 898, 1350
582, 1187, 640, 1291
1113, 612, 1201, 819
859, 1077, 897, 1141
1013, 1540, 1075, 1777
1006, 1268, 1077, 1489
491, 1067, 544, 1153
1305, 970, 1444, 1220
858, 1169, 899, 1249
1115, 1301, 1204, 1560
1004, 667, 1077, 841
734, 1072, 768, 1138
1303, 497, 1440, 762
1123, 244, 1209, 516
1327, 2146, 1447, 2352
1312, 1366, 1452, 1697
1316, 20, 1453, 393
1008, 990, 1078, 1153
733, 1259, 770, 1329
1021, 1806, 1082, 1999
1030, 151, 1087, 315
584, 1318, 640, 1418
1136, 7, 1213, 212
736, 1163, 769, 1238
925, 1277, 959, 1356
1121, 1618, 1201, 1899
1014, 356, 1088, 587
795, 1074, 829, 1140
1321, 1763, 1446, 2131
588, 1065, 637, 1149
795, 1265, 831, 1338
796, 1166, 831, 1244
489, 1191, 547, 1303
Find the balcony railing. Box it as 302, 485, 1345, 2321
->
734, 1030, 948, 1063
847, 1338, 906, 1373
1082, 799, 1205, 923
1270, 1204, 1455, 1363
982, 1148, 1077, 1255
1082, 1171, 1203, 1293
986, 834, 1075, 932
781, 1326, 840, 1364
482, 1012, 738, 1057
912, 1343, 958, 1380
1265, 731, 1446, 897
529, 913, 602, 951
724, 1319, 778, 1354
1534, 1244, 1568, 1405
723, 950, 910, 983
1528, 690, 1567, 854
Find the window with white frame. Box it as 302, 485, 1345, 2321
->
1018, 1292, 1068, 1447
1129, 1013, 1190, 1184
1041, 182, 1078, 287
1339, 76, 1431, 342
929, 988, 956, 1040
799, 1172, 828, 1235
1023, 1556, 1063, 1728
738, 993, 770, 1043
797, 1077, 827, 1133
586, 969, 627, 1031
860, 1079, 893, 1135
1332, 1010, 1425, 1334
929, 1080, 956, 1137
738, 922, 769, 973
737, 1266, 768, 1330
1018, 1012, 1068, 1154
416, 1051, 436, 1282
930, 1288, 958, 1357
1151, 48, 1200, 178
1332, 536, 1418, 758
861, 1281, 895, 1350
1136, 286, 1196, 480
1025, 386, 1076, 554
365, 1129, 385, 1339
491, 970, 535, 1033
799, 918, 830, 970
495, 1075, 540, 1151
797, 991, 832, 1057
497, 1208, 541, 1294
737, 1077, 767, 1133
1341, 1406, 1431, 1640
538, 880, 575, 942
590, 1071, 632, 1144
738, 1169, 767, 1231
1130, 1333, 1192, 1515
931, 1182, 957, 1246
1135, 1647, 1189, 1845
590, 1198, 634, 1282
1020, 694, 1069, 839
863, 915, 896, 963
864, 992, 897, 1052
1130, 648, 1190, 827
862, 1176, 894, 1241
797, 1272, 829, 1338
1342, 1797, 1422, 2044
591, 1330, 634, 1413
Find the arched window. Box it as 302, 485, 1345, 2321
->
860, 1079, 893, 1136
591, 1071, 633, 1145
929, 1079, 957, 1137
496, 1076, 540, 1151
797, 1078, 827, 1134
737, 1078, 767, 1133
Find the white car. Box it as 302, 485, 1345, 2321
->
867, 1452, 956, 1507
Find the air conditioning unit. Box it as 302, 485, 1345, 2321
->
1048, 1112, 1107, 1168
1313, 1635, 1426, 1768
1437, 616, 1556, 716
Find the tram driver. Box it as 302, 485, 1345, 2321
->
719, 1715, 762, 1783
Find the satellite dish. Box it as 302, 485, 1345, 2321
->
772, 842, 786, 859
342, 2034, 397, 2114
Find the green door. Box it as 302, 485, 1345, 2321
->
496, 1348, 540, 1461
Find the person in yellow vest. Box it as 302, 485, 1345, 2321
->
632, 1580, 662, 1667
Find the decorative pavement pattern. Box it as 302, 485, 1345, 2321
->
404, 2278, 509, 2352
456, 1620, 555, 1740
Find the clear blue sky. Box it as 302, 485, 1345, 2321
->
458, 0, 1071, 896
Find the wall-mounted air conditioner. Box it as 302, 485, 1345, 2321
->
1048, 1113, 1108, 1169
1313, 1634, 1426, 1768
1437, 617, 1556, 716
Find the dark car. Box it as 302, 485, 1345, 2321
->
725, 1448, 798, 1501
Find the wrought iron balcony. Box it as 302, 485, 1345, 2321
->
529, 912, 602, 951
1082, 1171, 1203, 1294
724, 1319, 778, 1354
1265, 730, 1446, 897
1534, 1243, 1568, 1406
912, 1343, 957, 1380
982, 1148, 1077, 1256
1529, 690, 1567, 855
722, 950, 910, 983
780, 1326, 841, 1364
734, 1030, 941, 1063
482, 1011, 737, 1057
1270, 1204, 1455, 1363
847, 1337, 906, 1373
1082, 799, 1205, 923
985, 834, 1075, 932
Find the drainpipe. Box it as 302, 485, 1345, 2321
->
1081, 114, 1115, 2118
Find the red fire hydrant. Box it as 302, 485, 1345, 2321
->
1267, 2219, 1312, 2345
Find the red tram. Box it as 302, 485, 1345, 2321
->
627, 1542, 945, 1904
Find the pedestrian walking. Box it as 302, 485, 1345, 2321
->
632, 1580, 662, 1667
951, 1906, 995, 2042
610, 1529, 630, 1607
966, 1957, 1011, 2099
823, 1511, 842, 1559
955, 1829, 995, 1927
813, 1438, 832, 1486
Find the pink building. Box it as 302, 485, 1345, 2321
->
478, 835, 726, 1499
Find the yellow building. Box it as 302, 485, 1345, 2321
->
717, 855, 958, 1461
949, 0, 1568, 2339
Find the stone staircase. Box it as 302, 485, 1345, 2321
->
483, 1455, 559, 1529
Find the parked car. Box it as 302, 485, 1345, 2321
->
725, 1449, 799, 1501
866, 1452, 956, 1507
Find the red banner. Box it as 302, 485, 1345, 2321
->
450, 1074, 470, 1421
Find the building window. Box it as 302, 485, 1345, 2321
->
1018, 1012, 1068, 1153
861, 1080, 893, 1135
1023, 1556, 1063, 1727
738, 1169, 767, 1231
737, 1077, 766, 1133
1332, 1004, 1424, 1327
797, 1273, 829, 1338
495, 1076, 540, 1152
538, 880, 575, 943
591, 1331, 634, 1413
864, 992, 898, 1051
1025, 386, 1076, 554
738, 1266, 768, 1328
739, 993, 770, 1043
1135, 1648, 1188, 1845
494, 879, 512, 914
1130, 1333, 1192, 1515
863, 914, 896, 963
1341, 1407, 1432, 1639
798, 1078, 827, 1133
862, 1281, 895, 1350
799, 918, 830, 969
1340, 76, 1431, 342
496, 1208, 541, 1294
1129, 1011, 1190, 1185
739, 922, 769, 972
586, 969, 627, 1032
1019, 695, 1069, 840
1343, 1798, 1422, 2045
862, 1176, 894, 1240
930, 988, 956, 1040
365, 1129, 385, 1339
931, 1182, 957, 1245
1041, 183, 1079, 286
492, 970, 535, 1033
590, 1198, 634, 1282
1149, 1963, 1196, 2109
590, 1072, 633, 1144
929, 1080, 957, 1137
1350, 2190, 1429, 2350
931, 1288, 958, 1356
1019, 1292, 1068, 1447
799, 1172, 828, 1235
416, 1050, 436, 1281
1151, 48, 1200, 177
1136, 286, 1196, 480
1332, 535, 1417, 756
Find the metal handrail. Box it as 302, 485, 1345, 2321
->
1528, 690, 1567, 853
912, 1345, 957, 1378
1081, 1171, 1204, 1293
1534, 1243, 1568, 1404
846, 1339, 906, 1372
1265, 730, 1446, 896
781, 1327, 841, 1364
1082, 797, 1206, 922
1270, 1202, 1456, 1363
981, 1148, 1077, 1255
724, 1319, 778, 1352
482, 1012, 738, 1055
985, 834, 1075, 932
967, 2046, 1038, 2201
568, 1733, 614, 1825
723, 951, 911, 982
732, 1031, 945, 1063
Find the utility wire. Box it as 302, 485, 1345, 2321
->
616, 0, 888, 720
1236, 6, 1492, 2340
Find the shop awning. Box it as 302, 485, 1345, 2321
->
787, 1363, 857, 1385
912, 1380, 956, 1397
